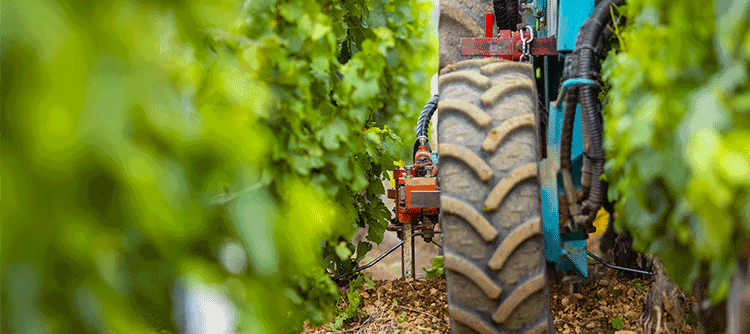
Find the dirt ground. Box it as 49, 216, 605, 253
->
302, 183, 697, 333
302, 262, 696, 334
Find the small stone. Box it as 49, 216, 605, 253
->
361, 292, 369, 298
599, 279, 610, 287
624, 310, 638, 320
614, 331, 637, 334
561, 297, 571, 307
598, 300, 607, 306
430, 288, 437, 294
586, 322, 597, 328
623, 304, 630, 312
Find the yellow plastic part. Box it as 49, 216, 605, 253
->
590, 208, 610, 237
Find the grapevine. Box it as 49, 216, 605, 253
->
603, 0, 750, 302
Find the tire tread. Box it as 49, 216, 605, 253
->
439, 58, 553, 334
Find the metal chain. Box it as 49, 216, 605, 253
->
519, 25, 534, 62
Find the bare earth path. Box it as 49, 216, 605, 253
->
303, 261, 696, 334
303, 183, 696, 333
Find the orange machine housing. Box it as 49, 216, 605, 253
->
387, 167, 439, 225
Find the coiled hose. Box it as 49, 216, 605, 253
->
413, 94, 439, 157
561, 0, 624, 227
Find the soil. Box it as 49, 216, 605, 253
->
302, 265, 697, 334
301, 183, 697, 333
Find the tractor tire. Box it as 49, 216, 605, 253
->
439, 0, 492, 68
727, 258, 750, 334
438, 58, 554, 334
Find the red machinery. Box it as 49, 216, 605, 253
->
386, 140, 440, 278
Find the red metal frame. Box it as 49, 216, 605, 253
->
463, 13, 557, 60
485, 13, 493, 58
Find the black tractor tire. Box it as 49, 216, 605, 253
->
492, 0, 520, 31
438, 58, 554, 334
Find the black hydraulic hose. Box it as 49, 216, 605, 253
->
414, 95, 439, 157
560, 86, 581, 218
573, 0, 622, 219
416, 95, 439, 139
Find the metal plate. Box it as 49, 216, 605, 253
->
408, 190, 440, 208
461, 37, 557, 56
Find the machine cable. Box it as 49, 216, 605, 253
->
331, 231, 443, 280
560, 0, 625, 230
331, 241, 404, 280
587, 251, 654, 276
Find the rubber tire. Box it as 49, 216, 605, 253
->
439, 0, 493, 68
438, 58, 554, 334
727, 258, 750, 334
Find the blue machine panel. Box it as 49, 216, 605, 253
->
557, 0, 595, 51
541, 78, 598, 277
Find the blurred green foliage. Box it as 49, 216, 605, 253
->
325, 273, 374, 331
603, 0, 750, 302
422, 255, 444, 279
1, 0, 436, 333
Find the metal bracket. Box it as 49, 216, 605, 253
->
541, 77, 600, 277
561, 232, 587, 276
461, 32, 557, 58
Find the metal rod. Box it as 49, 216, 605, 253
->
411, 230, 442, 237
402, 222, 414, 279
431, 240, 443, 249
586, 251, 654, 276
331, 240, 404, 280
